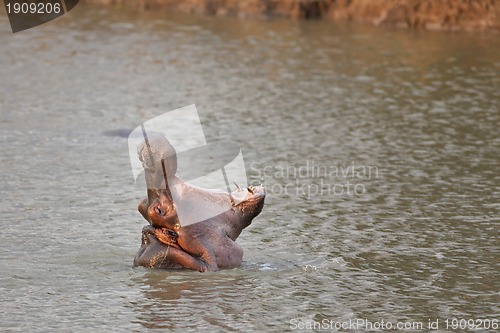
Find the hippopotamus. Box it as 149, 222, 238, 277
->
133, 134, 265, 271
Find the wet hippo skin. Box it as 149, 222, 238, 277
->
133, 134, 265, 271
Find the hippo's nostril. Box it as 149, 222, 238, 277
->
155, 206, 164, 216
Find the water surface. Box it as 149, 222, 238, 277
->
0, 5, 498, 332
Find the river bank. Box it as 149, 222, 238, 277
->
81, 0, 500, 31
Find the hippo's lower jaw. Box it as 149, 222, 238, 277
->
229, 185, 266, 226
230, 185, 265, 208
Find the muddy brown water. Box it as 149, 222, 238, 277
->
0, 5, 498, 332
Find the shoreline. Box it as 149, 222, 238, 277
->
81, 0, 500, 32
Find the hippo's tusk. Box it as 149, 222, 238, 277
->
233, 181, 241, 191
